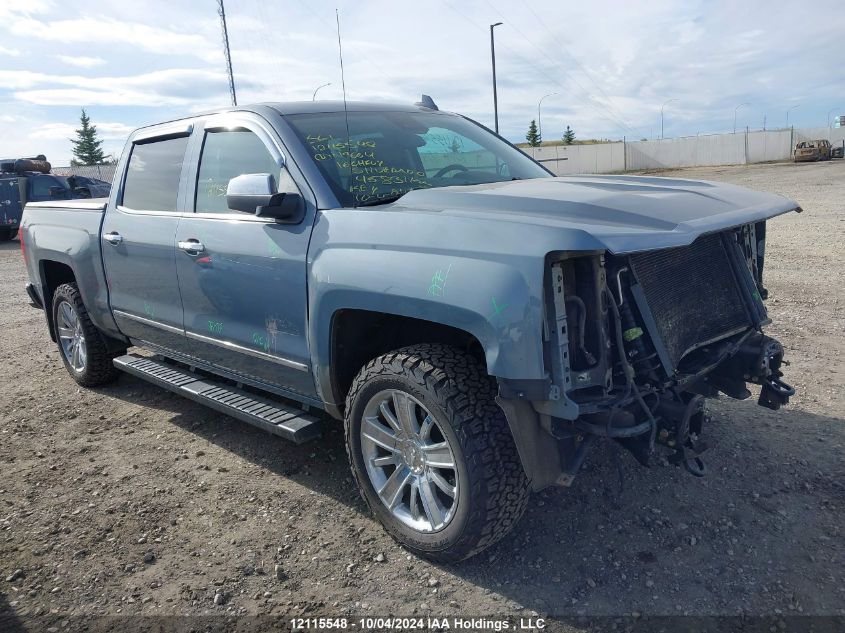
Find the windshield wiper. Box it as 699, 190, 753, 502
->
356, 193, 407, 207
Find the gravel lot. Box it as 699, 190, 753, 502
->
1, 160, 843, 630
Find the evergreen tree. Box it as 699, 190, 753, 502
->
562, 125, 575, 145
70, 109, 106, 165
525, 119, 541, 147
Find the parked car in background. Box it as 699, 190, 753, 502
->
20, 99, 799, 562
0, 155, 111, 241
831, 142, 844, 159
793, 139, 832, 162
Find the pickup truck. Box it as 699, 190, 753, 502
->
20, 99, 798, 562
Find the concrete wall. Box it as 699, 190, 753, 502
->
529, 127, 845, 176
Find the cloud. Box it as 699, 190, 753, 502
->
2, 68, 229, 106
56, 55, 106, 68
6, 14, 218, 62
0, 46, 22, 57
30, 121, 134, 140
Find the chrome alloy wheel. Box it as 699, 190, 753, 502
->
57, 300, 87, 373
360, 389, 459, 533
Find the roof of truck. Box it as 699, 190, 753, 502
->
131, 100, 444, 133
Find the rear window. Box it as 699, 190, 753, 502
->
122, 136, 189, 211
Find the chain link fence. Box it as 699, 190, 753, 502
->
52, 164, 118, 183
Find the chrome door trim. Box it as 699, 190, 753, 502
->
112, 309, 185, 335
185, 330, 309, 372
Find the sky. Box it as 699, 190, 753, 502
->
1, 0, 843, 165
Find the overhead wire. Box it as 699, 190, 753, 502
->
515, 0, 648, 139
480, 0, 641, 138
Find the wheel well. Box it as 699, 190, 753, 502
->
330, 309, 486, 409
40, 260, 76, 340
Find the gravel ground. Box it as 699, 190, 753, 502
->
1, 160, 843, 630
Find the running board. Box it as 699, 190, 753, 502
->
113, 354, 321, 444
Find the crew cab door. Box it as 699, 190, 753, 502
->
101, 127, 192, 350
174, 114, 317, 398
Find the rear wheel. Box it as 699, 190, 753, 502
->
0, 228, 11, 242
345, 344, 529, 562
52, 283, 123, 387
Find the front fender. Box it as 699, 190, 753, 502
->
309, 247, 547, 406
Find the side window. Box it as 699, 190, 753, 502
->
122, 136, 189, 212
195, 129, 284, 214
29, 175, 67, 200
416, 126, 503, 177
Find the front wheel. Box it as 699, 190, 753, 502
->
345, 344, 529, 562
52, 283, 123, 387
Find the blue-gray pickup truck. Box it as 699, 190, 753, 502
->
20, 99, 798, 562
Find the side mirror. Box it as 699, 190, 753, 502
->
226, 173, 304, 224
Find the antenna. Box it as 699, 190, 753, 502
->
335, 9, 354, 206
217, 0, 237, 106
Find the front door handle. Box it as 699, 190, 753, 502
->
178, 239, 205, 255
103, 231, 123, 245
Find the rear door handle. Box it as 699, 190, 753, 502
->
178, 239, 205, 255
103, 232, 123, 245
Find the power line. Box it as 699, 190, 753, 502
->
481, 0, 641, 138
442, 0, 635, 138
515, 0, 646, 138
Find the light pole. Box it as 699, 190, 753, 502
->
538, 92, 558, 142
733, 103, 749, 134
312, 82, 331, 101
490, 22, 503, 134
660, 98, 678, 139
786, 104, 800, 128
827, 107, 841, 128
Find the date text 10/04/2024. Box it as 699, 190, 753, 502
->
290, 617, 546, 631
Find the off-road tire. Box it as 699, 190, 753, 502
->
345, 344, 529, 562
52, 283, 124, 387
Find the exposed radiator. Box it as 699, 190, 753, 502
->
629, 232, 753, 369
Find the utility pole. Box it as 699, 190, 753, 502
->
217, 0, 237, 107
537, 92, 557, 142
733, 103, 748, 134
312, 83, 331, 101
490, 22, 503, 134
786, 104, 800, 128
660, 98, 677, 139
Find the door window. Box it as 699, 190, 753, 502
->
122, 136, 189, 211
195, 129, 283, 214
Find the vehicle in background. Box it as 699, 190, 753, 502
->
831, 141, 844, 159
20, 99, 799, 562
793, 139, 832, 162
0, 155, 111, 241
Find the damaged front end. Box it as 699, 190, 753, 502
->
500, 221, 794, 490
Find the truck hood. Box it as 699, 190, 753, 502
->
390, 175, 800, 254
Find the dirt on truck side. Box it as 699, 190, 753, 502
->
1, 160, 844, 629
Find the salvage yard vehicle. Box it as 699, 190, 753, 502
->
0, 155, 110, 241
793, 139, 832, 162
20, 99, 798, 562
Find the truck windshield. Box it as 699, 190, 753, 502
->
284, 110, 550, 207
